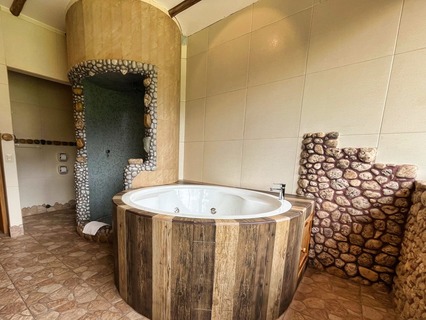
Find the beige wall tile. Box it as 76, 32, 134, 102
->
186, 52, 207, 100
8, 71, 39, 104
252, 0, 313, 31
2, 13, 68, 82
188, 28, 209, 58
307, 0, 402, 73
0, 64, 7, 84
11, 102, 42, 138
396, 0, 426, 53
45, 175, 75, 204
300, 57, 392, 135
338, 134, 379, 148
248, 9, 311, 86
38, 80, 72, 110
5, 186, 22, 227
382, 48, 426, 133
183, 142, 204, 182
377, 133, 426, 180
0, 83, 13, 132
203, 140, 243, 186
15, 147, 45, 180
17, 177, 47, 208
209, 5, 252, 49
207, 34, 250, 96
0, 13, 4, 64
41, 107, 74, 141
241, 138, 298, 192
205, 89, 246, 141
1, 141, 19, 187
184, 98, 205, 142
245, 76, 304, 139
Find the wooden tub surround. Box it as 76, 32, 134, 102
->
113, 185, 314, 320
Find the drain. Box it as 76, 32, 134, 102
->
174, 207, 180, 213
210, 208, 217, 215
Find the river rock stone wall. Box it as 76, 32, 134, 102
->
393, 181, 426, 319
296, 132, 417, 289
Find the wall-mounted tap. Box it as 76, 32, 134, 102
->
106, 149, 110, 157
270, 183, 286, 200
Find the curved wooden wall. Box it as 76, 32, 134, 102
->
113, 191, 314, 320
66, 0, 181, 187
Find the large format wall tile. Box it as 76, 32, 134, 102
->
184, 98, 206, 142
300, 57, 392, 135
186, 53, 207, 100
203, 140, 243, 186
307, 0, 402, 73
183, 142, 204, 182
248, 9, 311, 86
382, 48, 426, 134
377, 133, 426, 179
396, 0, 426, 53
252, 0, 314, 31
244, 76, 304, 139
207, 34, 250, 96
209, 5, 252, 49
205, 89, 246, 141
241, 138, 298, 191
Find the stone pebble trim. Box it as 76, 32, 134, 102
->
393, 181, 426, 319
68, 59, 158, 222
297, 132, 417, 290
14, 138, 77, 146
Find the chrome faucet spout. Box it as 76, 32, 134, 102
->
270, 183, 286, 200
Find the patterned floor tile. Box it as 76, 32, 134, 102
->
0, 210, 398, 320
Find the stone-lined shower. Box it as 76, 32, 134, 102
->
68, 60, 158, 223
66, 0, 181, 230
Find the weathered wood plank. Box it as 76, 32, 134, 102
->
116, 206, 128, 300
152, 215, 174, 320
211, 221, 239, 320
171, 220, 194, 319
126, 213, 152, 318
9, 0, 27, 16
233, 222, 276, 320
279, 215, 304, 313
191, 309, 212, 320
168, 0, 202, 17
265, 220, 290, 319
191, 242, 215, 310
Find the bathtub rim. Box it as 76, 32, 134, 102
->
113, 181, 313, 224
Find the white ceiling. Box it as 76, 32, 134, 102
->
0, 0, 258, 35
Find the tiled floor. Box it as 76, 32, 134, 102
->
0, 210, 397, 320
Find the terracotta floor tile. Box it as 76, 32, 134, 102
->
0, 210, 398, 319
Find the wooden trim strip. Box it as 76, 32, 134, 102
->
168, 0, 202, 17
0, 141, 9, 235
116, 206, 128, 300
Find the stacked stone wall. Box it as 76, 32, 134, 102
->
393, 181, 426, 319
297, 132, 417, 289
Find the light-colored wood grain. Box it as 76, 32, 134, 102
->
152, 215, 174, 320
211, 222, 239, 320
266, 220, 290, 320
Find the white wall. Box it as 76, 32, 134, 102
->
182, 0, 426, 193
9, 72, 75, 209
0, 6, 68, 235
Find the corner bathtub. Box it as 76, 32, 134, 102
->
113, 183, 313, 320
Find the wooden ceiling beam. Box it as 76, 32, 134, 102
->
10, 0, 27, 16
169, 0, 202, 18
